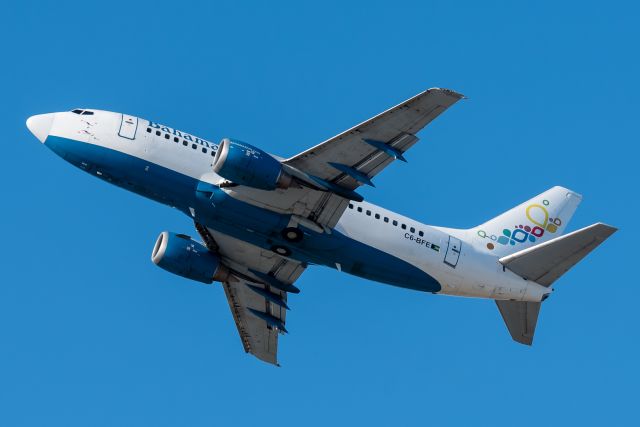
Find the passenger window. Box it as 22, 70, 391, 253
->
146, 128, 151, 133
183, 140, 188, 146
384, 217, 389, 223
419, 231, 424, 237
348, 204, 353, 209
174, 137, 179, 142
156, 131, 161, 136
211, 151, 215, 156
410, 227, 415, 233
393, 220, 398, 226
357, 207, 363, 213
375, 213, 380, 219
164, 134, 170, 139
401, 224, 407, 230
366, 210, 371, 216
192, 144, 197, 149
202, 147, 207, 153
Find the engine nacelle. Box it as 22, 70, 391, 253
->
212, 138, 291, 190
151, 231, 230, 284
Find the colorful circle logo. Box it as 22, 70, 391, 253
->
478, 199, 562, 250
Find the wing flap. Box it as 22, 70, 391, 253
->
499, 223, 617, 286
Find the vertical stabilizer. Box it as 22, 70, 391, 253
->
471, 186, 582, 257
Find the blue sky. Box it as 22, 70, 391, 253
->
1, 1, 638, 425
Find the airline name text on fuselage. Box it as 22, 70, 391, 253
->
148, 121, 217, 149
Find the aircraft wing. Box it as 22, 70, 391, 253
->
225, 87, 464, 230
284, 87, 464, 191
195, 223, 305, 365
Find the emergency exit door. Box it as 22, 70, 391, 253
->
444, 236, 462, 268
118, 114, 138, 140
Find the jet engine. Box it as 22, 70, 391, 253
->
212, 138, 292, 190
151, 231, 230, 284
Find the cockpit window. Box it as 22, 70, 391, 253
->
70, 109, 94, 115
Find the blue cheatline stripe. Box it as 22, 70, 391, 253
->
44, 136, 442, 293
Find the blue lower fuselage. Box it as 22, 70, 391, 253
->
45, 135, 441, 293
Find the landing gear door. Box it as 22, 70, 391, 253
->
444, 236, 462, 268
118, 114, 138, 140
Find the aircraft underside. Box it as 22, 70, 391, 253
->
26, 88, 616, 364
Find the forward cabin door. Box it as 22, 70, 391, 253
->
444, 236, 462, 268
118, 114, 138, 140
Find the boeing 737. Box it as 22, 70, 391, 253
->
26, 88, 616, 365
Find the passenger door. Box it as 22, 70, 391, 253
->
444, 236, 462, 268
118, 114, 138, 140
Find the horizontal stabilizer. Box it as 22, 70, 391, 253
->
499, 223, 617, 286
496, 301, 541, 345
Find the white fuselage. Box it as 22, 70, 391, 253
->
32, 109, 551, 303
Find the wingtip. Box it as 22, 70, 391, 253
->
428, 87, 466, 99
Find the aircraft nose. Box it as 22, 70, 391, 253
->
26, 113, 55, 143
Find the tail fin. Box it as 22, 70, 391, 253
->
472, 186, 582, 257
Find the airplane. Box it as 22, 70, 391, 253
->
26, 88, 617, 365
